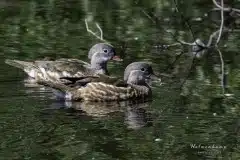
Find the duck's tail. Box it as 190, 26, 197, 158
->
38, 80, 74, 100
5, 59, 41, 78
5, 59, 35, 70
38, 80, 71, 93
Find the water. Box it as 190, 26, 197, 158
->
0, 0, 239, 159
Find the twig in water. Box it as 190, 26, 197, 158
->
210, 0, 226, 95
85, 19, 107, 42
216, 48, 225, 94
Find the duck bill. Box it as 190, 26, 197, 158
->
150, 74, 161, 83
111, 55, 123, 61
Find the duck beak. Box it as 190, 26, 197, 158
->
150, 74, 161, 83
111, 55, 123, 61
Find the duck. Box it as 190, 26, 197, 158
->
38, 62, 160, 102
5, 43, 122, 84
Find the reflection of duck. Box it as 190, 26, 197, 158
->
39, 62, 161, 102
69, 101, 124, 117
61, 100, 152, 129
125, 102, 153, 130
5, 43, 122, 84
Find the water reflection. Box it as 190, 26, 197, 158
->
49, 100, 153, 130
22, 76, 154, 130
124, 103, 152, 129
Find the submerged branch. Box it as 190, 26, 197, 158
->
216, 48, 225, 94
213, 0, 225, 94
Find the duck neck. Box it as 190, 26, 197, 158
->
128, 83, 151, 95
90, 60, 108, 75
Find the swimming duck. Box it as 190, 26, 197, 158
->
5, 43, 122, 84
38, 62, 160, 102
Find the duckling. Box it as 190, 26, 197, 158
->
38, 62, 160, 102
5, 43, 122, 84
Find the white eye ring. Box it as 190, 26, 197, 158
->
103, 49, 108, 53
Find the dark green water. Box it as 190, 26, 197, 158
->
0, 0, 239, 159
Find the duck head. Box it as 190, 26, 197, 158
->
124, 62, 160, 86
88, 43, 122, 74
88, 43, 122, 62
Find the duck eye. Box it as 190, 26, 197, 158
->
103, 49, 108, 53
141, 68, 145, 71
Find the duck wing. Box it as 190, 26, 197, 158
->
60, 74, 127, 87
5, 58, 92, 82
34, 58, 91, 77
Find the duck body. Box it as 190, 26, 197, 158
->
5, 43, 121, 84
39, 62, 159, 102
67, 82, 151, 101
5, 58, 93, 83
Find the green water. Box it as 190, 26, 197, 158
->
0, 0, 239, 159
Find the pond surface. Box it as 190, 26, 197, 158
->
0, 0, 239, 160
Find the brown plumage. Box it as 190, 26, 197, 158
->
38, 62, 160, 102
70, 82, 151, 101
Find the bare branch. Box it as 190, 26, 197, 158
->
156, 38, 208, 52
212, 0, 229, 11
212, 0, 240, 13
207, 30, 220, 47
141, 9, 155, 23
232, 8, 240, 13
207, 28, 230, 47
216, 0, 224, 45
162, 43, 181, 48
95, 23, 103, 40
85, 19, 107, 42
140, 7, 196, 49
177, 40, 195, 46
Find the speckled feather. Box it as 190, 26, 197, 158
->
69, 82, 151, 101
34, 59, 95, 78
6, 58, 101, 83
